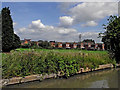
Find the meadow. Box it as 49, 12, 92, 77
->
2, 48, 115, 79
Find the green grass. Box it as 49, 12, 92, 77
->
16, 48, 108, 54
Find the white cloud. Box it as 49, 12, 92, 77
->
59, 2, 118, 27
19, 27, 26, 32
81, 32, 101, 43
29, 19, 45, 29
59, 16, 73, 27
81, 21, 98, 27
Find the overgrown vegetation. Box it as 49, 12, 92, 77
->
2, 50, 114, 79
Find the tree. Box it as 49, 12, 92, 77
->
83, 39, 95, 43
0, 11, 2, 52
1, 7, 20, 52
42, 41, 50, 49
99, 15, 120, 63
12, 34, 21, 49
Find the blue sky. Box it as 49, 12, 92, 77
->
2, 2, 62, 28
2, 2, 118, 42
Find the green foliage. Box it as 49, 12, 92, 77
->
100, 15, 120, 63
1, 7, 14, 52
12, 34, 21, 49
2, 50, 113, 79
83, 39, 95, 43
38, 41, 51, 49
1, 7, 20, 52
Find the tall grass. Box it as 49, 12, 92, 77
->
2, 50, 114, 79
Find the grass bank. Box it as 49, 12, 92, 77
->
2, 49, 115, 79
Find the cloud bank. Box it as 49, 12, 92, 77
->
16, 19, 101, 42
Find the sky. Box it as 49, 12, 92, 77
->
2, 2, 118, 42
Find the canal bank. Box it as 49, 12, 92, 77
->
3, 66, 120, 88
1, 63, 120, 87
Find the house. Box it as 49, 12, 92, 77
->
95, 43, 105, 50
50, 41, 55, 47
102, 43, 105, 50
30, 41, 39, 47
21, 39, 31, 46
73, 42, 77, 48
80, 42, 85, 49
58, 42, 62, 48
81, 39, 95, 50
66, 42, 71, 49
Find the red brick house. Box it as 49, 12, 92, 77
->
66, 42, 70, 49
21, 39, 31, 45
50, 41, 55, 47
58, 42, 62, 48
73, 42, 77, 48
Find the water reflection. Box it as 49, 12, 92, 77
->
5, 68, 120, 88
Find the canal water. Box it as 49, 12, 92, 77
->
4, 68, 120, 88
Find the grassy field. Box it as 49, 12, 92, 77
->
15, 48, 108, 54
2, 48, 115, 79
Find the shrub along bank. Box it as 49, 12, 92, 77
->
2, 51, 115, 79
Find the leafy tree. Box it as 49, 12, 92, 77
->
42, 41, 50, 48
99, 15, 120, 63
1, 7, 20, 52
38, 40, 50, 49
83, 39, 95, 43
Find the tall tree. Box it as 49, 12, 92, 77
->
0, 11, 2, 52
1, 7, 20, 52
12, 34, 21, 49
100, 15, 120, 63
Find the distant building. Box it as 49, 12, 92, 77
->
50, 41, 55, 47
66, 42, 70, 49
73, 42, 77, 48
21, 39, 31, 45
58, 42, 63, 48
20, 39, 105, 51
